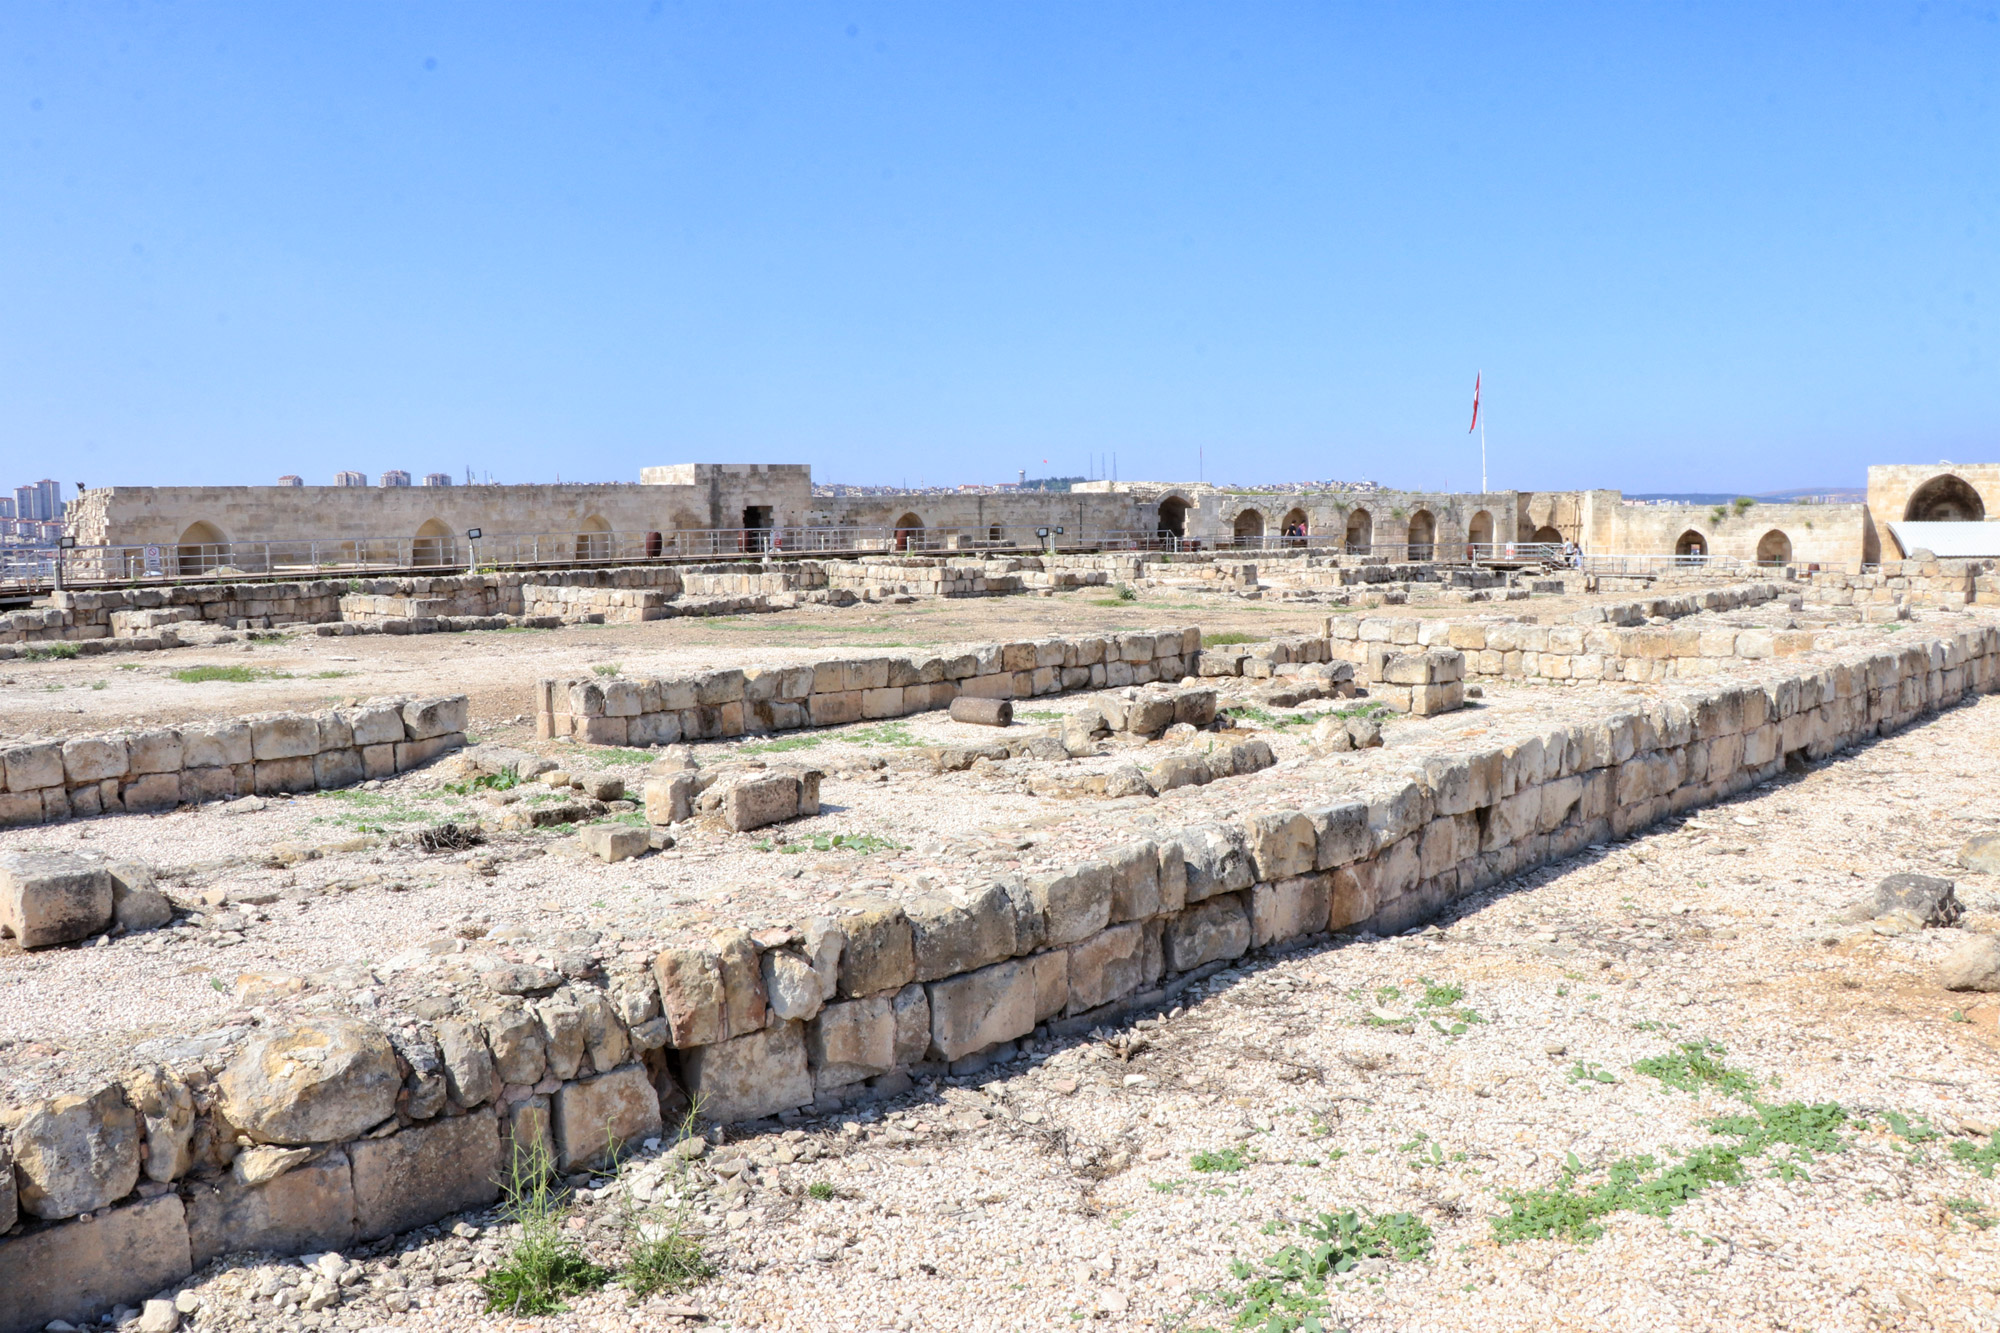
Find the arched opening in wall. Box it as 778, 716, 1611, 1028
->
1532, 525, 1563, 545
574, 515, 612, 563
1756, 529, 1793, 565
1280, 507, 1309, 546
1345, 508, 1372, 554
1407, 509, 1436, 561
645, 531, 664, 558
1904, 474, 1986, 522
1232, 509, 1265, 546
1675, 530, 1708, 559
988, 523, 1003, 543
1468, 510, 1494, 550
894, 512, 924, 552
1156, 496, 1187, 540
175, 521, 227, 576
412, 519, 455, 567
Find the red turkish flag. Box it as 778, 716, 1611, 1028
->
1468, 373, 1481, 433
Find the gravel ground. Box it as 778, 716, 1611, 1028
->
150, 688, 2000, 1333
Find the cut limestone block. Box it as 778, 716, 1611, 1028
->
0, 851, 112, 948
349, 1108, 502, 1240
552, 1065, 663, 1172
0, 1193, 193, 1333
679, 1021, 813, 1123
723, 774, 802, 832
579, 824, 649, 863
185, 1148, 357, 1267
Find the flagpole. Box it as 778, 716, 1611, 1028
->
1481, 418, 1487, 494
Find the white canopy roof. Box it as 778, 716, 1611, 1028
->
1886, 521, 2000, 559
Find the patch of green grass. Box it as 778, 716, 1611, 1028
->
172, 664, 293, 684
1946, 1197, 1998, 1229
807, 1181, 836, 1201
1018, 710, 1064, 721
90, 680, 107, 690
1632, 1040, 1759, 1099
1950, 1131, 2000, 1179
22, 643, 81, 660
844, 722, 920, 747
1223, 705, 1308, 730
308, 669, 351, 679
620, 1233, 714, 1298
1190, 1209, 1432, 1332
1201, 631, 1264, 647
592, 662, 622, 677
1568, 1061, 1619, 1085
754, 832, 903, 856
1191, 1146, 1253, 1174
740, 733, 826, 755
590, 747, 659, 766
443, 771, 521, 796
479, 1139, 610, 1315
117, 663, 140, 671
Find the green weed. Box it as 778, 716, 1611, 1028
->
1946, 1197, 1998, 1229
1568, 1061, 1619, 1085
1191, 1146, 1253, 1174
172, 664, 291, 684
807, 1181, 836, 1201
1201, 631, 1264, 647
740, 733, 826, 755
478, 1137, 610, 1315
1950, 1132, 2000, 1179
22, 643, 81, 660
1632, 1040, 1759, 1099
592, 663, 622, 677
845, 722, 921, 747
752, 832, 903, 856
443, 771, 521, 796
1191, 1209, 1432, 1332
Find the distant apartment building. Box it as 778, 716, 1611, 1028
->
277, 475, 304, 487
380, 471, 412, 488
422, 473, 453, 488
0, 496, 13, 519
333, 471, 367, 487
14, 479, 62, 522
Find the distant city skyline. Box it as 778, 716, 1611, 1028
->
2, 5, 1995, 496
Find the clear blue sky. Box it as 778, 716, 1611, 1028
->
3, 2, 1996, 496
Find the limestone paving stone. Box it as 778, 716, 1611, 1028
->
216, 1018, 402, 1146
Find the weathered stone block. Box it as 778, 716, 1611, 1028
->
553, 1066, 663, 1172
926, 959, 1037, 1062
807, 996, 895, 1088
723, 774, 802, 832
1252, 874, 1332, 947
311, 747, 365, 791
1105, 841, 1161, 922
437, 1020, 497, 1108
0, 1194, 191, 1333
1164, 894, 1251, 971
343, 704, 406, 747
186, 1149, 356, 1267
2, 740, 63, 791
350, 1109, 502, 1240
61, 734, 129, 783
217, 1019, 402, 1146
402, 696, 469, 740
653, 947, 726, 1047
1179, 824, 1254, 902
1245, 811, 1317, 882
680, 1021, 813, 1123
711, 928, 769, 1038
761, 948, 824, 1022
122, 1064, 194, 1181
248, 713, 320, 762
123, 728, 183, 774
579, 823, 649, 863
1029, 862, 1114, 947
0, 851, 112, 948
836, 904, 915, 998
9, 1083, 141, 1219
644, 771, 696, 825
1066, 922, 1147, 1014
253, 756, 317, 795
907, 885, 1018, 982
